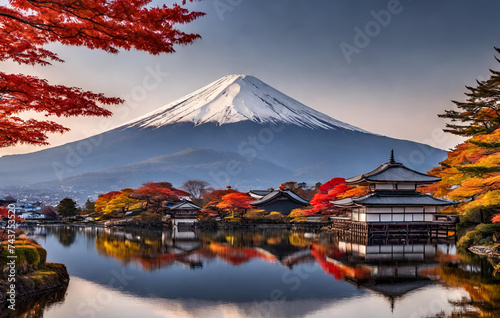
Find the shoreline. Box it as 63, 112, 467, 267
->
0, 262, 69, 305
469, 246, 500, 259
29, 220, 332, 230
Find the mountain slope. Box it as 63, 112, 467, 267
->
0, 74, 447, 196
30, 148, 292, 193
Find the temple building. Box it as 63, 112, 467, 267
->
330, 152, 455, 239
165, 200, 203, 229
250, 189, 309, 215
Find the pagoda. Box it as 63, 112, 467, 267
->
330, 151, 455, 240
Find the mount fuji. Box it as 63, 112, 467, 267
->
126, 74, 366, 131
0, 74, 446, 198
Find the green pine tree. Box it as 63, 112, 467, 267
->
57, 198, 78, 217
84, 198, 95, 213
439, 47, 500, 137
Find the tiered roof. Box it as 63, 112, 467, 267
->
345, 162, 441, 185
332, 191, 452, 208
332, 151, 453, 208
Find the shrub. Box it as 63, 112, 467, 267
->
225, 217, 242, 223
475, 223, 500, 235
1, 243, 45, 269
265, 212, 286, 223
244, 209, 267, 220
460, 207, 498, 225
289, 208, 308, 223
36, 245, 47, 264
457, 230, 482, 250
21, 246, 41, 265
457, 223, 500, 250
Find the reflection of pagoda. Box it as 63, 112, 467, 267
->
331, 151, 456, 242
315, 238, 446, 312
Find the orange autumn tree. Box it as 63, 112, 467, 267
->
216, 192, 255, 219
95, 191, 121, 214
337, 186, 371, 200
0, 0, 205, 147
104, 188, 140, 214
420, 128, 500, 223
201, 188, 237, 218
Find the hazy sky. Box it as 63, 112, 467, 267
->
2, 0, 500, 156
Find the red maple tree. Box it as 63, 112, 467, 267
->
0, 206, 8, 219
310, 178, 350, 214
0, 206, 24, 223
0, 0, 205, 147
201, 188, 236, 215
318, 178, 346, 193
132, 182, 181, 213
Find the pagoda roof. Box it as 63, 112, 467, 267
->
331, 191, 453, 207
248, 190, 272, 199
250, 190, 309, 206
167, 200, 202, 211
345, 162, 441, 185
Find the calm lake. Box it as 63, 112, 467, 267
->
10, 226, 500, 318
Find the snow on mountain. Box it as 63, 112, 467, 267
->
126, 74, 368, 132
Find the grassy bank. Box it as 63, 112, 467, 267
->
0, 235, 69, 302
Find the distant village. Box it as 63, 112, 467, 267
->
0, 185, 104, 207
0, 183, 315, 222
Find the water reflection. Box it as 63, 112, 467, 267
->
23, 226, 500, 318
53, 227, 77, 247
0, 285, 67, 318
426, 252, 500, 317
89, 228, 320, 271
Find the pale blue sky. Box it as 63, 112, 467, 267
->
2, 0, 500, 156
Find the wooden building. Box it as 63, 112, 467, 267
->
166, 200, 203, 228
250, 189, 309, 215
330, 152, 455, 239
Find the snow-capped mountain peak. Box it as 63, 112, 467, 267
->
126, 74, 367, 132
